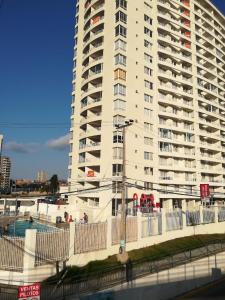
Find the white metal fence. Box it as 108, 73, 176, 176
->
166, 210, 183, 231
74, 222, 107, 254
218, 207, 225, 222
142, 213, 162, 237
0, 236, 24, 271
112, 217, 138, 245
186, 210, 201, 226
203, 208, 215, 224
35, 230, 70, 266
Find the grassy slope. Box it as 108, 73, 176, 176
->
44, 234, 225, 283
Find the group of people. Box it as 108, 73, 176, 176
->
64, 212, 88, 224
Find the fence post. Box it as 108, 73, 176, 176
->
137, 211, 142, 241
107, 216, 112, 249
161, 208, 166, 234
214, 206, 218, 224
199, 205, 203, 224
182, 200, 187, 229
23, 229, 37, 284
69, 222, 76, 259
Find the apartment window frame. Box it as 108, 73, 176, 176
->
144, 151, 153, 160
115, 39, 127, 51
115, 53, 127, 66
144, 80, 153, 90
144, 66, 153, 76
115, 11, 127, 24
116, 0, 127, 10
114, 83, 126, 96
114, 68, 126, 80
144, 53, 153, 64
144, 14, 152, 25
114, 99, 126, 111
144, 93, 153, 103
115, 24, 127, 37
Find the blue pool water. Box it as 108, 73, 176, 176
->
6, 220, 57, 237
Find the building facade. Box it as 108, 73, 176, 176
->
69, 0, 225, 218
0, 156, 11, 192
37, 170, 48, 183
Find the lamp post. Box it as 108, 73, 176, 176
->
115, 119, 133, 262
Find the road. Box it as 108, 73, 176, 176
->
176, 276, 225, 299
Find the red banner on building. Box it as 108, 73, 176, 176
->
18, 283, 40, 300
200, 184, 210, 198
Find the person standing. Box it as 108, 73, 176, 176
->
83, 213, 88, 224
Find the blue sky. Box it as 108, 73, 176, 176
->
0, 0, 224, 180
0, 0, 75, 179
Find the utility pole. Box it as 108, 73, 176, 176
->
115, 119, 133, 262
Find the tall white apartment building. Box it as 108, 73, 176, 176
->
0, 156, 11, 192
69, 0, 225, 217
37, 170, 48, 183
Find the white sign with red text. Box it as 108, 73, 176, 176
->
18, 283, 40, 300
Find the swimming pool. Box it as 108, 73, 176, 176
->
6, 220, 57, 237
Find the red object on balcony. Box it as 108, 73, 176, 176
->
91, 16, 101, 25
183, 10, 190, 17
185, 31, 191, 38
182, 0, 190, 7
87, 170, 95, 177
200, 184, 210, 198
184, 20, 190, 27
185, 42, 191, 48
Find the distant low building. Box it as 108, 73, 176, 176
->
37, 170, 48, 183
0, 156, 11, 192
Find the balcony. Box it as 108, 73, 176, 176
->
79, 142, 101, 150
81, 97, 102, 109
79, 127, 101, 138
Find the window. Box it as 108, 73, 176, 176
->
144, 93, 153, 103
144, 66, 153, 76
116, 0, 127, 10
144, 40, 152, 49
144, 167, 153, 175
114, 99, 126, 110
115, 39, 127, 51
144, 151, 153, 160
114, 83, 126, 96
113, 131, 123, 143
113, 114, 125, 125
144, 182, 153, 190
144, 122, 152, 132
116, 11, 127, 23
144, 27, 152, 37
144, 108, 152, 117
145, 80, 153, 90
113, 147, 123, 159
144, 53, 152, 63
144, 14, 152, 25
114, 68, 126, 80
144, 137, 153, 145
115, 54, 126, 65
115, 24, 127, 37
159, 128, 172, 139
113, 164, 123, 176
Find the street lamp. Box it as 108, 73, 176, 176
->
115, 119, 133, 262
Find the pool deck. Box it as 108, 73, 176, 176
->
0, 215, 21, 227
